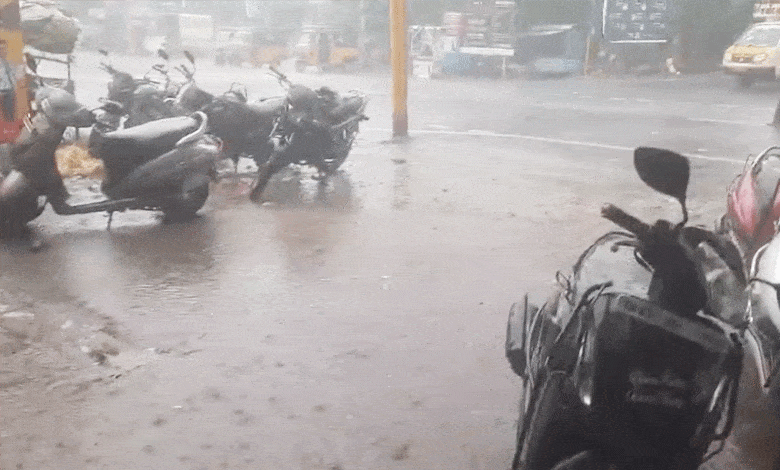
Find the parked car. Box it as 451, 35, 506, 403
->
722, 21, 780, 87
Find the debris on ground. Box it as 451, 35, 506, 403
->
55, 144, 104, 179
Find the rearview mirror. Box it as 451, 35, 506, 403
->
24, 52, 37, 74
634, 147, 690, 224
157, 48, 170, 61
184, 50, 195, 65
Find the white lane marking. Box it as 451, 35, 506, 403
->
695, 117, 768, 126
362, 127, 745, 164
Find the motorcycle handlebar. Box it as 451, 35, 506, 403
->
268, 65, 291, 87
601, 203, 652, 240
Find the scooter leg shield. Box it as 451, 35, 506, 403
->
105, 142, 218, 200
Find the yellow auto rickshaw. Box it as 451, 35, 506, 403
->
293, 26, 360, 72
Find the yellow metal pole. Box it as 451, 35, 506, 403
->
390, 0, 408, 137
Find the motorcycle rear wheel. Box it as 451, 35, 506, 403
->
162, 180, 209, 221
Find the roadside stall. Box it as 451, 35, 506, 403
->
20, 0, 79, 95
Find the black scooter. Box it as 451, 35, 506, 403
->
0, 86, 220, 237
506, 148, 748, 470
99, 49, 180, 128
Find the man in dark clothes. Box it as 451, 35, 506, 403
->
318, 33, 331, 72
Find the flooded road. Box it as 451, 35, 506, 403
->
3, 53, 780, 469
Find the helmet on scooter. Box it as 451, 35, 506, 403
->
37, 87, 94, 128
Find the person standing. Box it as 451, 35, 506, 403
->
0, 39, 17, 122
318, 33, 331, 72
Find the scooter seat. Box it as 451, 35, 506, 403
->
89, 115, 200, 189
203, 97, 279, 148
92, 115, 199, 162
247, 96, 286, 118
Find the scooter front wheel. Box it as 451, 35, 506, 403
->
323, 133, 355, 175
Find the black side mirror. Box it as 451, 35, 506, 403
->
98, 49, 109, 56
157, 48, 170, 61
24, 52, 37, 74
634, 146, 690, 225
184, 50, 195, 65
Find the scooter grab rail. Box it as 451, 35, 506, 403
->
175, 111, 208, 147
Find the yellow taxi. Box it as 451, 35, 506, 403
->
292, 26, 360, 73
723, 22, 780, 87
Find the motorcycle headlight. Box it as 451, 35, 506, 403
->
755, 53, 769, 63
724, 52, 733, 62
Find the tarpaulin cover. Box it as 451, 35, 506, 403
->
20, 0, 79, 54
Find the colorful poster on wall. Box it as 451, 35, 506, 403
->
0, 0, 26, 143
602, 0, 673, 43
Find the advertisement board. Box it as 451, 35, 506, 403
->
602, 0, 673, 43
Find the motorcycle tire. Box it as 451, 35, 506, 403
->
162, 179, 209, 221
323, 131, 355, 175
0, 172, 46, 239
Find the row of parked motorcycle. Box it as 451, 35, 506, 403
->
0, 48, 369, 237
505, 146, 780, 469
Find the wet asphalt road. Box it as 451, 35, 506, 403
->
3, 52, 780, 470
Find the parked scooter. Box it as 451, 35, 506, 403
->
0, 86, 220, 237
248, 66, 368, 201
98, 49, 180, 128
505, 147, 748, 470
